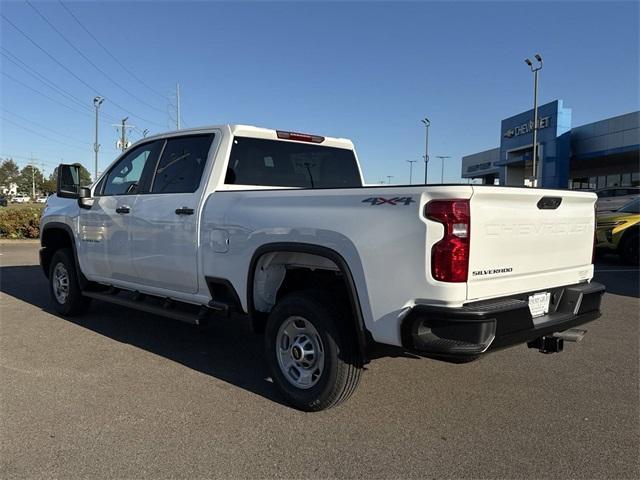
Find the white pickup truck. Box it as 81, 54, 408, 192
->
40, 125, 605, 411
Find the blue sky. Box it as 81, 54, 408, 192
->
1, 0, 638, 184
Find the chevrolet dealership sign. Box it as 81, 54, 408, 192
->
503, 116, 550, 138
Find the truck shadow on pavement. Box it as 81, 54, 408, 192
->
593, 256, 640, 298
0, 265, 292, 407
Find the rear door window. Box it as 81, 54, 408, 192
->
226, 136, 362, 188
151, 134, 214, 194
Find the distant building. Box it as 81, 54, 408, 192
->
462, 101, 639, 189
1, 182, 18, 195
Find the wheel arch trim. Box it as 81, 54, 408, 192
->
40, 222, 88, 288
247, 242, 369, 363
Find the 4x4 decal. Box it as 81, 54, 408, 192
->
362, 197, 415, 206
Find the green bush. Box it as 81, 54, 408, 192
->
0, 204, 44, 239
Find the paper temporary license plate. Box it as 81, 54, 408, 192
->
528, 292, 551, 318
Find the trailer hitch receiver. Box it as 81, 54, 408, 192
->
527, 336, 564, 354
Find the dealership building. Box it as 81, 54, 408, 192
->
461, 100, 639, 189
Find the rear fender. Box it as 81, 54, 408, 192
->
247, 242, 370, 363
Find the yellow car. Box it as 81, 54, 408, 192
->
596, 198, 639, 264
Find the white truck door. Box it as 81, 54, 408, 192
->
78, 141, 163, 282
129, 133, 216, 294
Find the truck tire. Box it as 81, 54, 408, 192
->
265, 290, 362, 411
48, 248, 91, 316
619, 230, 639, 265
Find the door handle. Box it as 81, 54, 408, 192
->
175, 207, 194, 215
115, 206, 130, 214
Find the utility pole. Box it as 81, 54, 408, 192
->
525, 54, 543, 186
406, 160, 417, 185
93, 96, 104, 180
436, 155, 451, 183
176, 82, 181, 130
120, 117, 129, 152
387, 175, 394, 185
27, 155, 37, 199
113, 117, 135, 152
421, 118, 430, 184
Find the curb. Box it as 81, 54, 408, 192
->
0, 239, 41, 245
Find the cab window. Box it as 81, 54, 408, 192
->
226, 136, 362, 188
151, 134, 214, 193
102, 141, 162, 196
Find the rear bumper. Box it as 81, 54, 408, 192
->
401, 282, 605, 358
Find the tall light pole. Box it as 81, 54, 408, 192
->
421, 118, 430, 184
387, 175, 394, 184
525, 53, 543, 187
436, 155, 451, 183
93, 96, 104, 181
406, 160, 417, 184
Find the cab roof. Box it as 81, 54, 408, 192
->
141, 124, 355, 150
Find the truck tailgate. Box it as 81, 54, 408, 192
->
467, 186, 596, 301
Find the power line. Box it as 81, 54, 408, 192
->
0, 154, 64, 178
26, 1, 166, 115
1, 47, 121, 123
57, 0, 169, 102
1, 49, 93, 114
1, 71, 93, 119
0, 13, 165, 128
1, 15, 101, 101
0, 108, 93, 148
0, 153, 59, 168
1, 152, 116, 170
1, 116, 92, 153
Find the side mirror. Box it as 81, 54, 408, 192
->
57, 164, 81, 199
78, 186, 94, 210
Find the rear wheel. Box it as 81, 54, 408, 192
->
48, 248, 91, 316
619, 231, 639, 265
265, 290, 362, 411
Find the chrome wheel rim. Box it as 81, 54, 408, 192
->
276, 316, 325, 389
52, 262, 70, 304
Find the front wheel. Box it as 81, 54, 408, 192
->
265, 290, 363, 411
48, 248, 91, 316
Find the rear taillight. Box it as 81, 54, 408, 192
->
425, 199, 470, 282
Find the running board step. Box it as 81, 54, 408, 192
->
82, 290, 230, 326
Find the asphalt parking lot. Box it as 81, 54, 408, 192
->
1, 241, 638, 479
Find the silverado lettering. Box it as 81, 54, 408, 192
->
472, 268, 513, 276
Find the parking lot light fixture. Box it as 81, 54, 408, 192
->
407, 160, 417, 184
525, 54, 543, 186
93, 96, 104, 181
436, 155, 451, 184
421, 118, 430, 184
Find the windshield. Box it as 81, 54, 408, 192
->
226, 136, 362, 188
618, 198, 640, 213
